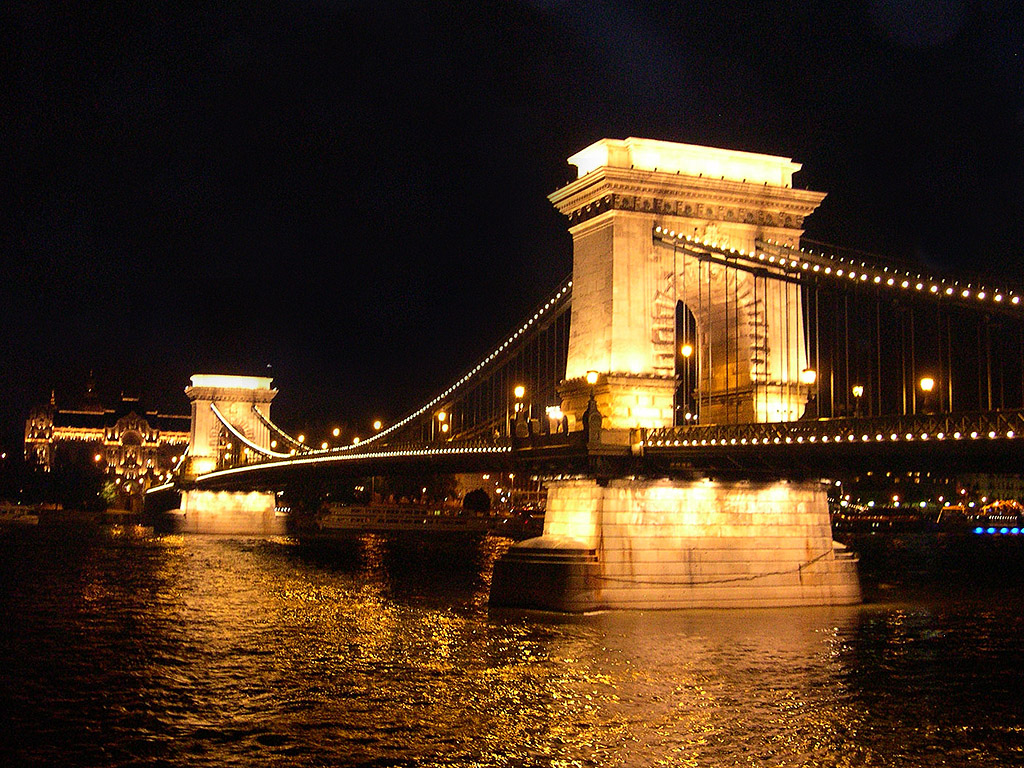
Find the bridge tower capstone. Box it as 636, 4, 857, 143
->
177, 374, 284, 535
550, 137, 826, 428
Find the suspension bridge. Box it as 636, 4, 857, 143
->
149, 137, 1024, 611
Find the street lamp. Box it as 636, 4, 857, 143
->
513, 384, 525, 414
800, 368, 818, 419
679, 343, 694, 423
919, 376, 936, 414
373, 419, 382, 431
852, 384, 864, 417
332, 427, 340, 438
508, 385, 527, 437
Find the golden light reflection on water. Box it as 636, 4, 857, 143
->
6, 529, 1024, 766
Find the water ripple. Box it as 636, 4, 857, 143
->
3, 528, 1024, 765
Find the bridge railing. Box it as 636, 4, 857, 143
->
642, 409, 1024, 449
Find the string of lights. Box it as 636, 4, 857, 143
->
652, 227, 1023, 313
333, 276, 574, 452
195, 443, 513, 482
643, 409, 1024, 448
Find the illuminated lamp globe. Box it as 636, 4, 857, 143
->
919, 377, 935, 393
800, 368, 817, 386
680, 343, 694, 358
585, 370, 599, 386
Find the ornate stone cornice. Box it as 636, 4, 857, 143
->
185, 386, 277, 404
549, 166, 826, 231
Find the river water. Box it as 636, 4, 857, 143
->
2, 525, 1024, 767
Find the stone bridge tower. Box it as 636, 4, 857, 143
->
177, 374, 283, 534
550, 137, 826, 428
490, 138, 859, 613
183, 374, 276, 475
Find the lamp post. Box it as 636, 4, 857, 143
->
852, 384, 864, 418
800, 368, 818, 419
511, 384, 526, 437
679, 343, 694, 424
919, 376, 935, 414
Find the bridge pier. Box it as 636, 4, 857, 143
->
490, 477, 860, 611
176, 489, 285, 535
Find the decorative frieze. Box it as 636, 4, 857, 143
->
566, 190, 807, 231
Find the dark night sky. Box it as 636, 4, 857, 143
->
2, 0, 1022, 451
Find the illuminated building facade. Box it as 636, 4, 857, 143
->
24, 385, 190, 500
